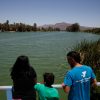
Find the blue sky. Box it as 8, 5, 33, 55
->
0, 0, 100, 27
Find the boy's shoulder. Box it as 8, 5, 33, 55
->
34, 83, 45, 89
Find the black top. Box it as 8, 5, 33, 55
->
11, 67, 37, 100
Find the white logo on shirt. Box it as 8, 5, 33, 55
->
81, 71, 86, 78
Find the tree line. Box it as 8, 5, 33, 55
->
0, 20, 100, 34
0, 20, 61, 32
84, 28, 100, 35
0, 20, 80, 32
0, 20, 38, 32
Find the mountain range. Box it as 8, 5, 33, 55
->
39, 22, 92, 31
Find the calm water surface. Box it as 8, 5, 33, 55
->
0, 32, 100, 85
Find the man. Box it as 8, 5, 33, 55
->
62, 51, 97, 100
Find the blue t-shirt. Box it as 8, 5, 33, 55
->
64, 65, 96, 100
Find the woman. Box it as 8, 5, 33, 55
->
10, 55, 37, 100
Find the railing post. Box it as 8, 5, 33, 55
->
0, 86, 12, 100
6, 89, 12, 100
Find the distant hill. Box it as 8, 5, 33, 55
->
80, 26, 93, 31
39, 22, 93, 31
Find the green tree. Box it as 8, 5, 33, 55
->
3, 20, 10, 31
6, 20, 9, 25
0, 23, 1, 31
33, 23, 37, 31
41, 27, 47, 32
54, 28, 60, 31
47, 26, 53, 31
71, 23, 80, 32
66, 23, 80, 32
66, 25, 72, 32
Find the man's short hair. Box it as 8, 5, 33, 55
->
67, 51, 81, 63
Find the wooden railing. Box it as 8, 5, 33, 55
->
0, 82, 100, 100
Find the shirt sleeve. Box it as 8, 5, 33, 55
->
34, 84, 40, 90
90, 67, 96, 79
64, 71, 72, 87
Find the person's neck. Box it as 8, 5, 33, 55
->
75, 63, 82, 67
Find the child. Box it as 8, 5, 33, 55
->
34, 73, 59, 100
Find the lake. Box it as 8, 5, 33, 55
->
0, 32, 100, 86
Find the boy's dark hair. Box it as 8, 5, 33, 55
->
43, 73, 54, 86
67, 51, 81, 63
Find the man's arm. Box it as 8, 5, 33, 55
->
91, 79, 97, 87
62, 83, 70, 93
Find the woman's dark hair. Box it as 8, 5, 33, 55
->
10, 55, 32, 78
43, 73, 54, 86
12, 55, 30, 70
67, 51, 81, 63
